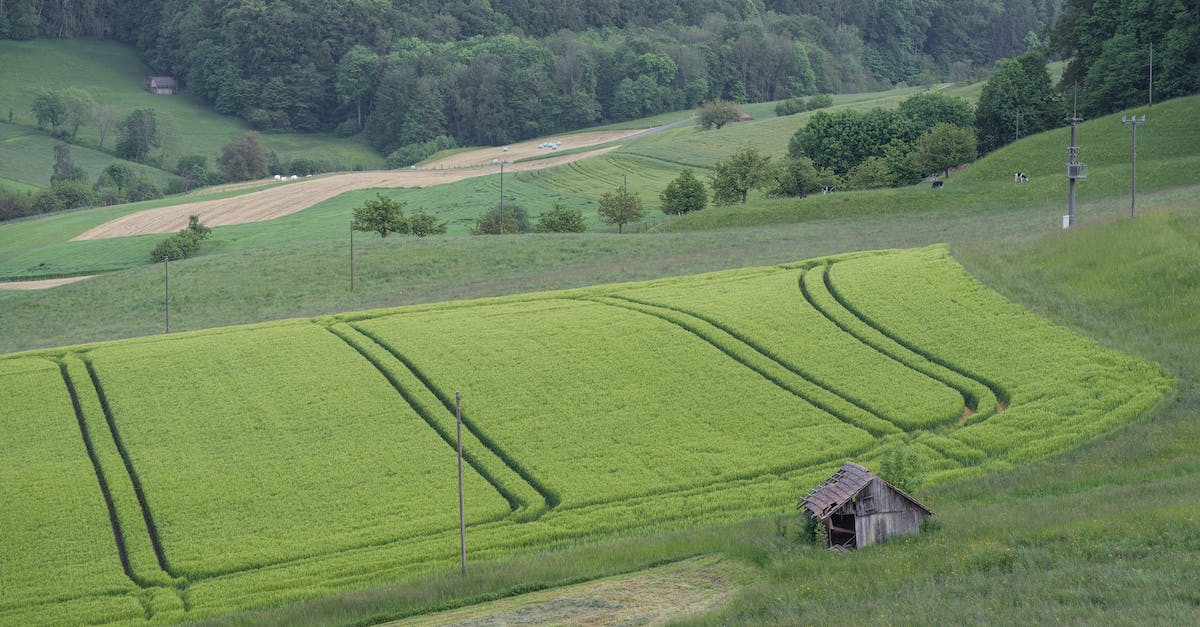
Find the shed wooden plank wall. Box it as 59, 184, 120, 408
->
852, 478, 924, 547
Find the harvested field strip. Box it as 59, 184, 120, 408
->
328, 323, 549, 517
79, 356, 174, 578
352, 298, 873, 510
588, 296, 901, 437
821, 260, 1012, 410
61, 356, 179, 591
799, 264, 1000, 424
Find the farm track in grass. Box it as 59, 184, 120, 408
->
601, 287, 961, 432
79, 356, 174, 577
799, 263, 1002, 422
586, 295, 903, 438
55, 361, 136, 585
326, 323, 551, 516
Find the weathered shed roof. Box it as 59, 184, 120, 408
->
798, 461, 933, 520
148, 76, 177, 87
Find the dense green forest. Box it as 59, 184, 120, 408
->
0, 0, 1060, 156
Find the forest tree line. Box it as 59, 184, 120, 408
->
0, 0, 1061, 158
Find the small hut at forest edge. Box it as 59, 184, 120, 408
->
799, 461, 933, 550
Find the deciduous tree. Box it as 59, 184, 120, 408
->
352, 193, 410, 238
697, 99, 743, 130
535, 201, 587, 232
31, 91, 65, 132
709, 147, 772, 204
116, 109, 161, 162
911, 123, 977, 178
659, 169, 707, 214
597, 188, 643, 233
219, 132, 270, 181
975, 51, 1060, 153
50, 144, 86, 184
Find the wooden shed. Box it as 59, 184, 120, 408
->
799, 462, 932, 550
145, 76, 178, 95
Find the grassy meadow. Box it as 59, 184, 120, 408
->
0, 39, 383, 189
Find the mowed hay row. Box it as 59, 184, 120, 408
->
826, 246, 1175, 464
0, 249, 1175, 623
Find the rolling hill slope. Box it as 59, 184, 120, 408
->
0, 246, 1172, 624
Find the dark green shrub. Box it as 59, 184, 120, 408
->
409, 211, 448, 237
535, 202, 587, 232
386, 135, 457, 168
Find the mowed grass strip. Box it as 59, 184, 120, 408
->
83, 323, 511, 578
0, 358, 141, 619
354, 298, 874, 510
613, 267, 964, 429
828, 246, 1175, 463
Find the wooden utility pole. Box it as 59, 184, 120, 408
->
163, 256, 169, 333
456, 391, 466, 575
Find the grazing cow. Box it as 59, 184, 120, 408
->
931, 180, 944, 189
1014, 172, 1030, 182
821, 186, 835, 195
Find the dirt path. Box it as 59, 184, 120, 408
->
0, 275, 96, 290
386, 556, 747, 626
72, 129, 646, 242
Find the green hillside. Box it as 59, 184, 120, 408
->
0, 246, 1171, 624
669, 94, 1200, 230
0, 39, 384, 189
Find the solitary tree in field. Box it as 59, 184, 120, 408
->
116, 109, 161, 162
471, 202, 530, 235
709, 147, 772, 204
31, 91, 65, 132
352, 193, 410, 238
659, 168, 707, 214
697, 99, 743, 130
535, 201, 587, 233
911, 123, 977, 178
50, 144, 87, 184
61, 88, 96, 140
219, 132, 270, 181
597, 187, 643, 233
